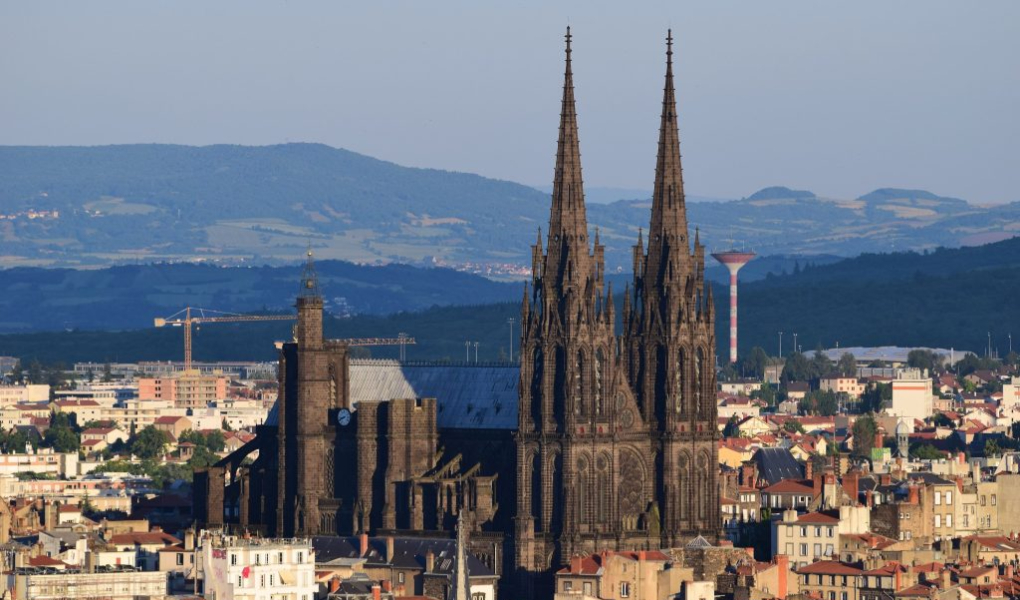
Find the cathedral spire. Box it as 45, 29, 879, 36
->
644, 29, 690, 287
546, 26, 589, 259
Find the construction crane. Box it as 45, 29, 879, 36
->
155, 307, 295, 372
156, 307, 417, 371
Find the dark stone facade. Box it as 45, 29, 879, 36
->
513, 29, 720, 594
195, 28, 721, 593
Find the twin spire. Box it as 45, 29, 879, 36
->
542, 28, 690, 288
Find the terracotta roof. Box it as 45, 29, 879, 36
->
158, 544, 187, 553
762, 479, 814, 495
153, 416, 186, 425
911, 562, 944, 574
863, 562, 909, 576
28, 555, 67, 567
797, 561, 863, 575
109, 531, 182, 546
896, 584, 936, 597
797, 511, 840, 524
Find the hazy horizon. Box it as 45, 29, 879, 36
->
2, 1, 1018, 204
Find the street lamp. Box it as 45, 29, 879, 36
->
778, 331, 783, 358
793, 333, 799, 355
507, 317, 515, 363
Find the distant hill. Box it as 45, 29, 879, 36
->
1, 144, 1017, 271
0, 260, 515, 333
2, 237, 1017, 364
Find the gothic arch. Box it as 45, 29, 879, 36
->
575, 348, 587, 417
617, 448, 647, 529
575, 453, 591, 525
596, 451, 612, 523
594, 347, 606, 416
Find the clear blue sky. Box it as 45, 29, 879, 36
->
2, 1, 1017, 203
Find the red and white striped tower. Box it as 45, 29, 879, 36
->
711, 250, 756, 363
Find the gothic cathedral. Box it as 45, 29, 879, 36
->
514, 28, 721, 583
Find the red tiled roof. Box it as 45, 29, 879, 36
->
863, 562, 908, 576
28, 555, 67, 567
797, 511, 840, 524
911, 562, 944, 574
109, 531, 182, 546
762, 479, 814, 495
797, 561, 863, 575
153, 416, 186, 425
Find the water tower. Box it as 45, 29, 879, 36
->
711, 249, 756, 363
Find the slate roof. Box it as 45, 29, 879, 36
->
267, 361, 519, 430
752, 448, 804, 486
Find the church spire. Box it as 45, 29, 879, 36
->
546, 26, 589, 258
644, 29, 690, 287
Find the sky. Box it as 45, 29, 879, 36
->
2, 1, 1018, 204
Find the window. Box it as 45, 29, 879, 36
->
946, 491, 953, 505
815, 527, 822, 537
842, 576, 847, 586
946, 514, 952, 528
934, 515, 941, 528
238, 576, 243, 587
260, 575, 266, 588
297, 551, 304, 564
992, 494, 997, 506
255, 554, 261, 565
801, 526, 808, 537
826, 544, 834, 556
842, 593, 848, 600
398, 572, 405, 584
786, 543, 794, 555
278, 552, 284, 564
230, 554, 238, 566
935, 492, 941, 505
472, 594, 486, 600
801, 544, 808, 556
176, 553, 184, 566
829, 592, 836, 600
814, 544, 822, 557
270, 575, 275, 586
621, 582, 631, 597
564, 581, 573, 591
828, 527, 834, 537
981, 495, 987, 506
584, 582, 592, 595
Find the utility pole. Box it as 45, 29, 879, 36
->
778, 331, 783, 358
793, 333, 798, 355
465, 341, 470, 363
988, 332, 992, 358
507, 317, 515, 363
473, 342, 479, 364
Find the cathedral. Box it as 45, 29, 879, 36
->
194, 27, 720, 593
513, 27, 720, 586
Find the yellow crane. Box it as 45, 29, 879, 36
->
155, 307, 417, 371
155, 307, 296, 372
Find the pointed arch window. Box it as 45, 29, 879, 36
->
695, 348, 704, 415
594, 348, 605, 416
675, 348, 685, 414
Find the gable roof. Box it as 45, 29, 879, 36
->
797, 561, 863, 575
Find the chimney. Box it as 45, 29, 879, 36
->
895, 567, 902, 591
881, 473, 892, 486
638, 551, 647, 561
426, 549, 435, 573
908, 485, 919, 504
775, 555, 789, 599
184, 528, 195, 551
941, 569, 952, 589
955, 476, 964, 493
813, 468, 823, 501
359, 532, 369, 557
874, 431, 884, 450
843, 471, 860, 504
382, 580, 393, 593
805, 459, 814, 480
386, 536, 395, 563
571, 556, 582, 573
330, 577, 341, 593
865, 490, 874, 508
372, 584, 381, 600
741, 463, 756, 487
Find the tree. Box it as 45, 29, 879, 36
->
837, 353, 857, 377
101, 362, 113, 383
931, 413, 954, 428
27, 361, 43, 385
852, 414, 878, 459
811, 348, 834, 379
907, 349, 938, 373
221, 418, 233, 432
751, 384, 778, 407
802, 390, 838, 416
860, 383, 891, 414
187, 445, 220, 470
984, 438, 1002, 458
43, 420, 80, 453
781, 352, 811, 384
10, 361, 23, 384
723, 416, 741, 438
741, 347, 771, 380
784, 420, 805, 434
911, 443, 944, 460
130, 426, 170, 460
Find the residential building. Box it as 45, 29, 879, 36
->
139, 373, 228, 409
554, 550, 688, 600
0, 384, 50, 406
200, 536, 317, 600
796, 561, 863, 600
4, 567, 168, 600
888, 369, 934, 421
820, 377, 865, 400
